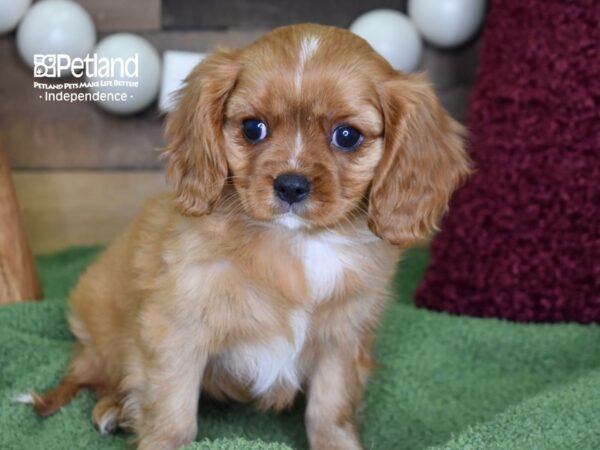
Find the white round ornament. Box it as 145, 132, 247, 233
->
408, 0, 486, 48
16, 0, 95, 71
0, 0, 31, 35
349, 9, 423, 72
87, 33, 161, 115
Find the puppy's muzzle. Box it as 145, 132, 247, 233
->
273, 173, 311, 205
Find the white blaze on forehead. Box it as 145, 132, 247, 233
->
295, 35, 320, 92
288, 131, 303, 168
288, 36, 319, 168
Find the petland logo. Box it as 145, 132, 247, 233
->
33, 53, 139, 78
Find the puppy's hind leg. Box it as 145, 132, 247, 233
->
19, 376, 83, 417
19, 346, 102, 417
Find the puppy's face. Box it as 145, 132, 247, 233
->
222, 32, 384, 229
164, 25, 470, 246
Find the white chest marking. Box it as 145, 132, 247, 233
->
219, 310, 309, 396
296, 233, 347, 303
275, 213, 310, 230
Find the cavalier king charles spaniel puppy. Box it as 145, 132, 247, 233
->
25, 24, 470, 450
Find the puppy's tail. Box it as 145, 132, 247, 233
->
15, 377, 83, 417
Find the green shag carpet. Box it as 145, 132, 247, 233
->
1, 247, 600, 450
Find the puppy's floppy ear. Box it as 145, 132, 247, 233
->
368, 73, 471, 247
163, 48, 241, 216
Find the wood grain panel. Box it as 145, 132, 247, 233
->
163, 0, 408, 29
0, 30, 266, 171
0, 28, 478, 170
77, 0, 161, 31
437, 85, 472, 124
421, 41, 480, 90
13, 170, 169, 253
146, 29, 266, 52
0, 37, 165, 170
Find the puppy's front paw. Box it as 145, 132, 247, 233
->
92, 395, 124, 435
310, 425, 363, 450
137, 428, 197, 450
136, 415, 198, 450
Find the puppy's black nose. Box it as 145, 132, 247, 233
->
273, 173, 311, 205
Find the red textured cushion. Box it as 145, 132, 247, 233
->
415, 0, 600, 323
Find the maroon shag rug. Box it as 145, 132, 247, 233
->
415, 0, 600, 323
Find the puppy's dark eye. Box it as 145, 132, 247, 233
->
331, 125, 363, 152
242, 119, 268, 143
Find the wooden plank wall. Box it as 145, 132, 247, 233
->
13, 171, 168, 253
0, 0, 480, 252
163, 0, 409, 29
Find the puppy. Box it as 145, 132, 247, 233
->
25, 24, 470, 450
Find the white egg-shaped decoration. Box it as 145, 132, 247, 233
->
16, 0, 95, 72
87, 33, 161, 115
350, 9, 423, 72
408, 0, 486, 48
0, 0, 31, 35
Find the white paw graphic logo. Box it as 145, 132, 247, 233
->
33, 55, 58, 78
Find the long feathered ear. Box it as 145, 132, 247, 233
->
368, 73, 472, 247
162, 48, 241, 216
